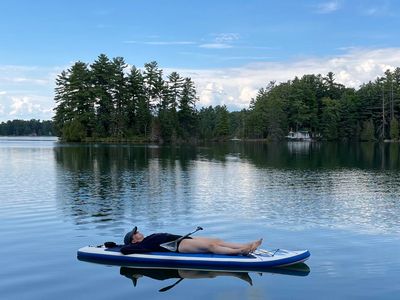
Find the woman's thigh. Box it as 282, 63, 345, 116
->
178, 238, 211, 253
192, 237, 221, 243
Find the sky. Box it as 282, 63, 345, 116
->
1, 0, 400, 122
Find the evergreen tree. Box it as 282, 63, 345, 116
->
68, 62, 94, 137
157, 72, 183, 141
62, 119, 86, 142
53, 70, 72, 135
144, 61, 164, 115
53, 62, 93, 140
50, 54, 400, 143
91, 54, 114, 137
0, 119, 55, 136
215, 105, 230, 138
265, 95, 287, 140
360, 119, 376, 141
320, 97, 340, 140
167, 71, 184, 111
178, 77, 198, 138
126, 66, 149, 136
198, 106, 216, 139
338, 89, 360, 140
110, 57, 128, 136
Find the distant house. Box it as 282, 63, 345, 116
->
286, 130, 311, 141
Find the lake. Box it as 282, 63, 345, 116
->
0, 137, 399, 299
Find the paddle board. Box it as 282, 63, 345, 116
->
77, 245, 310, 270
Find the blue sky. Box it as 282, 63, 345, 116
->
1, 0, 400, 121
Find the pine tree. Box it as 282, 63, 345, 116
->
320, 97, 340, 140
53, 70, 72, 135
360, 119, 376, 141
110, 57, 128, 137
53, 62, 93, 140
91, 54, 114, 137
144, 61, 164, 115
215, 105, 230, 138
126, 66, 149, 136
178, 77, 198, 138
198, 106, 216, 140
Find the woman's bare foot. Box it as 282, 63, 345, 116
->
240, 244, 253, 256
250, 239, 263, 252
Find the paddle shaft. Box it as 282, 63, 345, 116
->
160, 226, 203, 251
178, 226, 203, 242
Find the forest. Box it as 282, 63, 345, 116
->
0, 119, 55, 136
50, 54, 399, 142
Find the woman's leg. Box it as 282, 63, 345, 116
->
193, 237, 252, 249
193, 237, 262, 251
178, 238, 251, 255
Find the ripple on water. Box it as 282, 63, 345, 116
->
1, 141, 400, 299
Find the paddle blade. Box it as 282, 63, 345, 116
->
159, 241, 178, 252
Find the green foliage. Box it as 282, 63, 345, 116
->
0, 119, 55, 136
320, 97, 340, 140
61, 119, 86, 142
338, 89, 360, 140
215, 105, 230, 138
52, 55, 400, 143
244, 68, 400, 142
178, 78, 198, 138
360, 119, 376, 141
198, 106, 216, 139
53, 55, 198, 143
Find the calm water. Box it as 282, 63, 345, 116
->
0, 137, 399, 299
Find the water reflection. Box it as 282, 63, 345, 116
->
54, 143, 400, 235
54, 142, 400, 172
120, 267, 254, 291
77, 261, 310, 292
238, 142, 400, 170
121, 263, 309, 291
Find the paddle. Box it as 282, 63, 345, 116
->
160, 226, 203, 252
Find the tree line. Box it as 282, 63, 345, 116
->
242, 70, 400, 141
0, 119, 55, 136
53, 54, 200, 142
53, 54, 400, 142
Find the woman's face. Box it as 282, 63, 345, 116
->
132, 231, 144, 243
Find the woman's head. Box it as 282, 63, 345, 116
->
124, 226, 145, 244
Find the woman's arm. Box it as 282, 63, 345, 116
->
120, 243, 152, 254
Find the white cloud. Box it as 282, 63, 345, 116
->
1, 94, 54, 122
174, 47, 400, 110
214, 33, 240, 43
314, 1, 341, 14
2, 47, 400, 121
199, 33, 240, 49
10, 97, 34, 115
199, 43, 233, 49
0, 65, 62, 121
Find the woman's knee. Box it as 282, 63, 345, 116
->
207, 241, 220, 252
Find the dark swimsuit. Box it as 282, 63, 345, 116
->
120, 233, 192, 255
